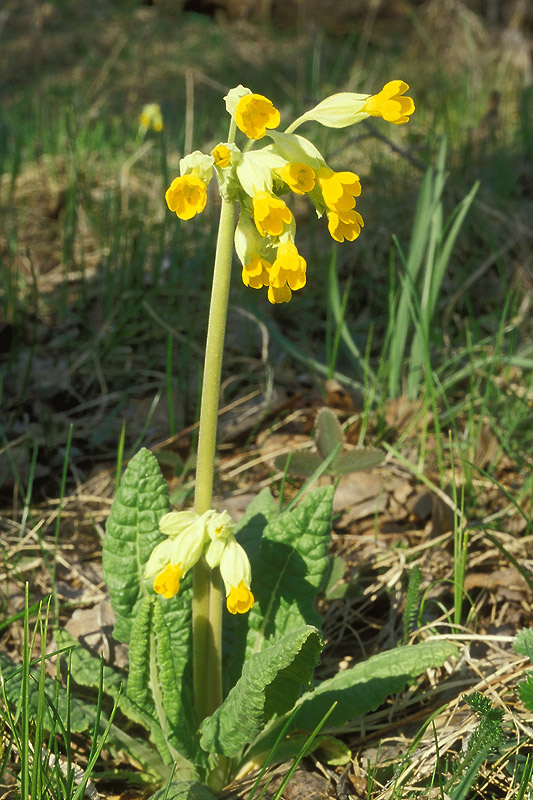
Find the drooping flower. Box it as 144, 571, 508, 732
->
206, 536, 254, 614
145, 510, 211, 598
362, 80, 415, 125
165, 175, 208, 220
242, 255, 271, 289
139, 103, 164, 132
317, 168, 361, 214
269, 240, 307, 300
327, 209, 364, 243
253, 191, 292, 237
153, 564, 183, 599
235, 93, 280, 140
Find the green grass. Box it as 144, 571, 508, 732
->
1, 2, 532, 798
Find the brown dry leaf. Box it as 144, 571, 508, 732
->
64, 599, 128, 669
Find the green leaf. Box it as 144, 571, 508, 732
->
315, 408, 343, 460
152, 600, 200, 763
126, 596, 200, 766
322, 555, 347, 600
513, 629, 533, 660
518, 672, 533, 713
294, 640, 457, 730
333, 447, 385, 474
148, 781, 217, 800
103, 448, 170, 643
200, 626, 322, 757
274, 451, 324, 478
245, 486, 334, 657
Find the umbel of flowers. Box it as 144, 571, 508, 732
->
166, 80, 414, 304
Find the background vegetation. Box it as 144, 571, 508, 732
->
1, 0, 532, 797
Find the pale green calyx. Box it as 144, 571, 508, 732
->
285, 92, 370, 132
236, 148, 287, 197
180, 150, 215, 185
224, 84, 252, 117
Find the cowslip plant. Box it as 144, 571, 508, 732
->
96, 82, 457, 798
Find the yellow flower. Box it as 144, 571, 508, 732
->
212, 144, 231, 168
317, 168, 361, 214
165, 175, 207, 220
218, 538, 254, 615
144, 510, 211, 598
362, 80, 415, 125
235, 93, 281, 140
327, 209, 364, 243
270, 240, 306, 291
242, 255, 271, 289
227, 580, 254, 615
267, 284, 292, 304
253, 191, 292, 237
139, 103, 164, 132
278, 162, 315, 195
153, 563, 183, 599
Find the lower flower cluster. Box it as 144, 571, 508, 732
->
144, 509, 254, 614
165, 81, 414, 303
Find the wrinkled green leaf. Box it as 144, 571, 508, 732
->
245, 486, 334, 658
245, 640, 457, 768
126, 596, 200, 766
153, 600, 200, 763
294, 640, 457, 730
200, 626, 322, 757
103, 448, 170, 642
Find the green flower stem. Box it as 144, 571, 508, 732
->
193, 195, 236, 724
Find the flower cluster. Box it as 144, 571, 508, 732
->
144, 509, 253, 614
165, 81, 414, 303
139, 103, 164, 133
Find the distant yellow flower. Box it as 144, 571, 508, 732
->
253, 191, 292, 237
153, 564, 183, 599
235, 93, 280, 140
140, 103, 164, 132
362, 80, 415, 125
278, 162, 315, 195
212, 144, 231, 168
165, 175, 207, 220
327, 209, 364, 243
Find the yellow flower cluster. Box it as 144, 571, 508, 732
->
144, 509, 254, 614
165, 81, 414, 303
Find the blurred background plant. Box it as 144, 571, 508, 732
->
1, 0, 532, 797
